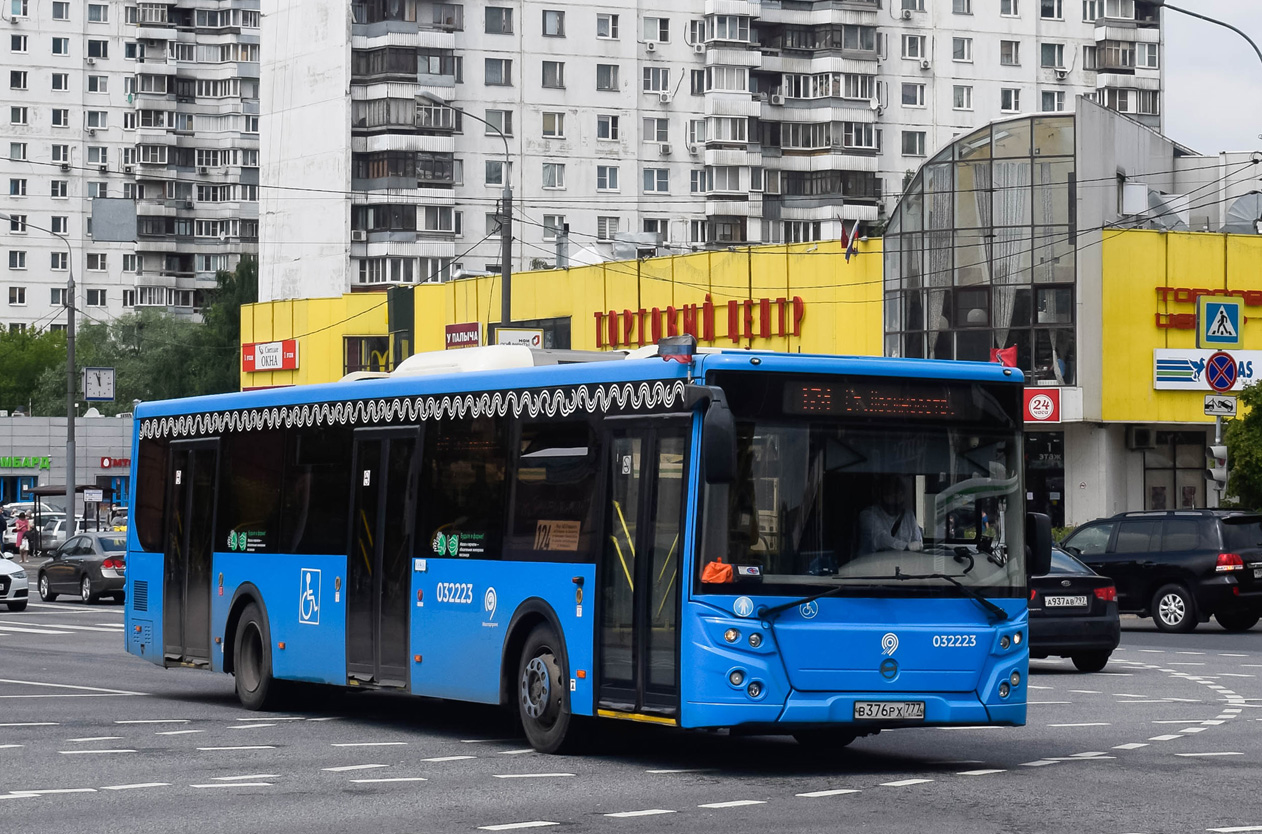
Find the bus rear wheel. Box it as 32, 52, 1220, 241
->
233, 602, 283, 711
517, 625, 577, 754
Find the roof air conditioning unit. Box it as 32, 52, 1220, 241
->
901, 9, 913, 18
198, 166, 209, 174
645, 41, 657, 52
350, 230, 368, 242
85, 57, 95, 65
693, 42, 705, 54
123, 165, 134, 173
659, 143, 672, 156
769, 93, 785, 105
1126, 426, 1156, 450
1055, 68, 1067, 79
687, 143, 699, 155
658, 91, 670, 104
919, 59, 931, 70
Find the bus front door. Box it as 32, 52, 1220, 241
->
346, 428, 419, 688
163, 439, 219, 666
598, 425, 689, 717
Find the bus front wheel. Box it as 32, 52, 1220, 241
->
233, 603, 283, 710
517, 625, 577, 754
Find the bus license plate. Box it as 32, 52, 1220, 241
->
854, 701, 925, 720
1045, 595, 1088, 607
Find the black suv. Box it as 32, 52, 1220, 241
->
1060, 510, 1262, 633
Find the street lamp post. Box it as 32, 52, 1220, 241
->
418, 91, 513, 331
0, 212, 76, 521
1153, 1, 1262, 67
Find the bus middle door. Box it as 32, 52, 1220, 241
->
597, 422, 690, 718
162, 439, 219, 667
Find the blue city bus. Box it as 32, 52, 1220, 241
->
123, 338, 1051, 753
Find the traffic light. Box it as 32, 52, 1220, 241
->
1207, 445, 1228, 488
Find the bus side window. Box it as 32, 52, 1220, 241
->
506, 420, 600, 563
216, 429, 285, 554
134, 436, 169, 552
282, 424, 354, 555
419, 416, 509, 559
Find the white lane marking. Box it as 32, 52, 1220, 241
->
1138, 649, 1165, 653
499, 749, 536, 755
229, 724, 275, 729
156, 730, 203, 736
59, 749, 135, 755
797, 788, 862, 797
958, 770, 1006, 776
1207, 826, 1262, 832
699, 800, 767, 808
1028, 701, 1072, 705
1020, 760, 1058, 767
323, 764, 389, 772
66, 737, 122, 742
236, 716, 303, 721
477, 823, 558, 831
0, 744, 23, 749
100, 783, 170, 791
647, 768, 715, 774
422, 755, 476, 763
880, 779, 933, 787
1070, 752, 1109, 758
330, 742, 408, 747
1028, 685, 1054, 690
493, 773, 575, 779
9, 788, 97, 796
0, 722, 57, 727
1046, 756, 1116, 762
1180, 727, 1209, 734
196, 746, 276, 751
1, 621, 123, 633
1170, 663, 1207, 667
1068, 690, 1100, 694
0, 679, 143, 695
214, 774, 280, 781
24, 602, 118, 613
1048, 723, 1110, 728
1176, 651, 1206, 655
190, 782, 272, 789
1218, 654, 1250, 657
1175, 752, 1243, 757
462, 738, 516, 744
93, 623, 125, 628
349, 777, 428, 784
1153, 720, 1205, 724
1113, 743, 1148, 750
306, 717, 340, 722
1223, 709, 1244, 715
605, 809, 678, 817
1202, 720, 1226, 726
1148, 735, 1183, 741
1220, 674, 1256, 679
116, 719, 187, 724
0, 626, 75, 635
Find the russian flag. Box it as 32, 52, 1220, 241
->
841, 219, 861, 263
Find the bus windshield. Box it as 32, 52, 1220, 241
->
702, 372, 1025, 597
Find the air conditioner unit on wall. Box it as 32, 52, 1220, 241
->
769, 93, 785, 105
658, 91, 670, 104
659, 143, 672, 156
645, 41, 657, 52
693, 43, 705, 54
350, 229, 367, 242
1055, 68, 1067, 79
919, 59, 931, 70
1126, 426, 1156, 450
85, 56, 95, 64
123, 165, 133, 173
687, 143, 699, 155
901, 9, 912, 19
198, 166, 209, 174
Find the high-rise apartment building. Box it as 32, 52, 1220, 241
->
1, 0, 260, 334
255, 0, 1160, 302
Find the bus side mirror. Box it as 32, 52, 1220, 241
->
702, 396, 737, 484
1026, 512, 1052, 576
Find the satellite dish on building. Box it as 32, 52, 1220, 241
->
1221, 191, 1262, 235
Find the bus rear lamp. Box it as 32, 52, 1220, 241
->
999, 682, 1010, 698
724, 628, 740, 644
729, 669, 745, 686
747, 681, 763, 698
1010, 671, 1021, 687
748, 633, 762, 648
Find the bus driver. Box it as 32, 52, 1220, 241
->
858, 475, 924, 555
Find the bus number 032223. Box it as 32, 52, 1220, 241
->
435, 582, 474, 604
932, 634, 977, 648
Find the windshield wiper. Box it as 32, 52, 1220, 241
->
755, 567, 1010, 623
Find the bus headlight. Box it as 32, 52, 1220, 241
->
1013, 631, 1022, 645
1010, 671, 1021, 687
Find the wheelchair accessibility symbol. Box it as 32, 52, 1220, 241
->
299, 568, 321, 625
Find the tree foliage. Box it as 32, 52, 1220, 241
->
1225, 381, 1262, 511
0, 328, 66, 415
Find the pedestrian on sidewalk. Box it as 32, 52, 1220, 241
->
14, 512, 30, 563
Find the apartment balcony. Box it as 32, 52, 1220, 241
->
705, 46, 763, 68
704, 0, 762, 16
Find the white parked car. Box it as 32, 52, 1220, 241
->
0, 554, 29, 611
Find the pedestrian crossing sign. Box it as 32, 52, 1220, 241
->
1197, 296, 1243, 349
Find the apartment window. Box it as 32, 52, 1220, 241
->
8, 178, 26, 196
51, 108, 68, 127
51, 252, 67, 272
485, 7, 512, 34
485, 58, 511, 86
10, 106, 27, 125
51, 72, 68, 91
542, 112, 564, 138
7, 214, 24, 232
542, 60, 565, 88
1041, 90, 1065, 112
596, 216, 620, 241
485, 160, 505, 186
901, 35, 926, 59
86, 40, 108, 59
643, 218, 668, 238
52, 0, 68, 19
1001, 88, 1021, 112
597, 114, 619, 140
9, 70, 25, 90
87, 75, 108, 93
953, 0, 971, 13
542, 10, 564, 37
643, 17, 669, 42
901, 130, 925, 157
10, 35, 27, 53
901, 83, 925, 107
1137, 42, 1158, 69
10, 0, 26, 16
643, 168, 669, 193
87, 253, 106, 271
8, 251, 26, 270
51, 180, 67, 197
542, 162, 565, 189
1083, 45, 1098, 69
9, 143, 25, 161
8, 287, 26, 305
50, 288, 66, 307
643, 117, 669, 143
1002, 0, 1019, 14
690, 169, 705, 193
86, 289, 106, 307
87, 146, 107, 165
51, 37, 70, 56
1082, 0, 1100, 19
691, 69, 705, 95
1135, 89, 1159, 115
953, 85, 973, 110
542, 215, 565, 240
1041, 43, 1064, 68
123, 111, 137, 130
50, 216, 67, 234
953, 37, 973, 62
485, 109, 513, 137
902, 0, 924, 9
122, 254, 138, 273
1000, 41, 1021, 67
708, 16, 749, 42
643, 67, 669, 92
87, 3, 108, 22
596, 13, 619, 38
596, 64, 619, 91
596, 165, 619, 191
87, 182, 107, 198
1041, 0, 1062, 19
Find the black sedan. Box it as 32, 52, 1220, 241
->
37, 533, 127, 604
1029, 547, 1120, 672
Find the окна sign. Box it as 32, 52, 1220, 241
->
594, 294, 806, 348
242, 339, 299, 372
